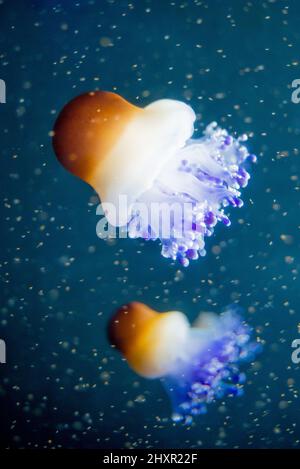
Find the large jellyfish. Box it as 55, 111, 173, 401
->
53, 91, 255, 266
108, 302, 260, 424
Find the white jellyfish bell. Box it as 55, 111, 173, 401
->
53, 91, 256, 265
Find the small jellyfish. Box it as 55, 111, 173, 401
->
53, 91, 255, 265
108, 302, 261, 424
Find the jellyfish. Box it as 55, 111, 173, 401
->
53, 91, 256, 266
108, 302, 260, 424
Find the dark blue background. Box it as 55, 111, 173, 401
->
1, 0, 300, 448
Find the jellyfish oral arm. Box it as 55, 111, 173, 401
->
126, 121, 255, 266
161, 310, 261, 424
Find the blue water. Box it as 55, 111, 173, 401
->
1, 0, 300, 449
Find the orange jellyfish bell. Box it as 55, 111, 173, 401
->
53, 91, 195, 226
108, 302, 189, 378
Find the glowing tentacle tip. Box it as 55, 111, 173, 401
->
53, 91, 256, 264
108, 302, 262, 424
